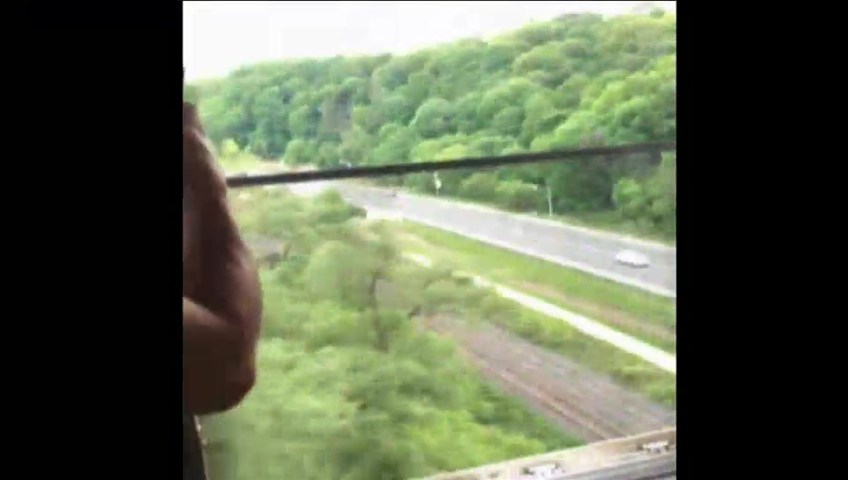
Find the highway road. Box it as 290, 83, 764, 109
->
332, 183, 676, 297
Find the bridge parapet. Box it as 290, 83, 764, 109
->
421, 427, 676, 480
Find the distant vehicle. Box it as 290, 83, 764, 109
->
615, 250, 650, 268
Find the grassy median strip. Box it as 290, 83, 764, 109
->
395, 221, 676, 353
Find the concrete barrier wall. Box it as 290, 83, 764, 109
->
421, 427, 676, 480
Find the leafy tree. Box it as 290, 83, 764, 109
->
411, 98, 456, 139
284, 138, 318, 165
491, 106, 525, 137
339, 126, 373, 165
459, 172, 499, 201
289, 105, 320, 139
220, 138, 241, 158
495, 180, 542, 211
369, 124, 416, 165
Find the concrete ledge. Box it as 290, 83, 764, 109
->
421, 428, 676, 480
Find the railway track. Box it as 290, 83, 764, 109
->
422, 316, 675, 442
466, 323, 674, 435
464, 346, 627, 440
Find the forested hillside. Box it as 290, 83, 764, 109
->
188, 10, 676, 238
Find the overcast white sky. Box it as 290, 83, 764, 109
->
183, 1, 676, 82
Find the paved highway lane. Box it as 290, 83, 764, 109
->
334, 184, 676, 297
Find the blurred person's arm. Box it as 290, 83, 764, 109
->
183, 103, 262, 415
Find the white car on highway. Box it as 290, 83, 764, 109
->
615, 250, 650, 268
